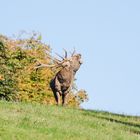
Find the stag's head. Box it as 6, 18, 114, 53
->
58, 49, 83, 72
69, 53, 83, 73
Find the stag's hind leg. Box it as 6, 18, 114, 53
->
52, 91, 59, 105
50, 78, 62, 105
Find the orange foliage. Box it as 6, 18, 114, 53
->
0, 33, 88, 107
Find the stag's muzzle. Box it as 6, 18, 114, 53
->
79, 59, 83, 64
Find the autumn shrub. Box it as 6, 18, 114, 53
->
0, 33, 88, 107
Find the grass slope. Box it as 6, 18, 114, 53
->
0, 101, 140, 140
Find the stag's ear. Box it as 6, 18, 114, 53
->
76, 54, 81, 59
78, 54, 81, 58
78, 53, 82, 57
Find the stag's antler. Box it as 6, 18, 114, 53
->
63, 48, 68, 58
35, 50, 70, 69
71, 48, 76, 56
46, 53, 61, 64
55, 49, 68, 60
34, 59, 56, 69
55, 52, 64, 60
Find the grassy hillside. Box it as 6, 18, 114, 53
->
0, 101, 140, 140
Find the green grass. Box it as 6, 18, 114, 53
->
0, 101, 140, 140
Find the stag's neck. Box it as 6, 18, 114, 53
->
70, 66, 78, 76
61, 66, 77, 76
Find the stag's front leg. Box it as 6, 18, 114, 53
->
62, 92, 69, 106
56, 91, 61, 105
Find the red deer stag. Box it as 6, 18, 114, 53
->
35, 49, 83, 105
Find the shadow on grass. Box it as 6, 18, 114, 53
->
82, 110, 140, 135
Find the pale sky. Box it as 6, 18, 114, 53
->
0, 0, 140, 115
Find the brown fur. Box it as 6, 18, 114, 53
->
50, 54, 82, 105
